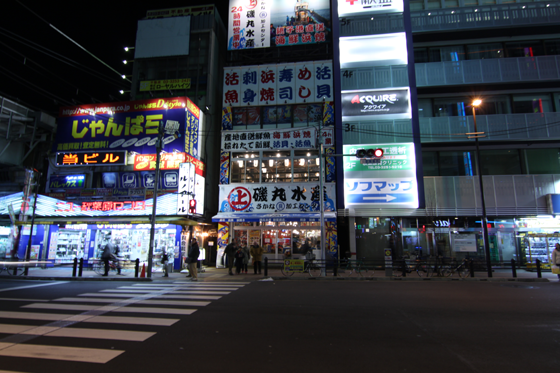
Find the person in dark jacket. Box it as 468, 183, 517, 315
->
101, 237, 115, 276
187, 237, 200, 281
234, 247, 245, 274
224, 241, 237, 275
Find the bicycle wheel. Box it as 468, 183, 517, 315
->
8, 266, 25, 276
458, 265, 470, 278
416, 263, 428, 277
280, 261, 294, 277
393, 263, 403, 277
93, 261, 105, 275
308, 263, 319, 277
441, 267, 453, 277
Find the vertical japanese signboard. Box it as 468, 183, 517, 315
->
343, 143, 418, 208
177, 162, 206, 215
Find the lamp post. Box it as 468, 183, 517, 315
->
147, 120, 165, 278
469, 99, 493, 277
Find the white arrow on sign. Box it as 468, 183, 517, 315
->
364, 195, 397, 202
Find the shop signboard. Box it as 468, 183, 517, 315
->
133, 152, 186, 171
218, 182, 336, 213
221, 126, 333, 151
49, 175, 86, 189
227, 0, 330, 50
452, 234, 477, 252
56, 151, 127, 167
223, 61, 332, 106
338, 0, 403, 17
139, 78, 191, 92
101, 171, 181, 190
177, 162, 205, 215
146, 5, 214, 18
341, 88, 410, 120
55, 97, 200, 158
343, 143, 418, 208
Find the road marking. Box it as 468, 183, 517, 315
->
22, 303, 98, 311
0, 311, 179, 326
103, 289, 231, 295
109, 307, 195, 315
0, 342, 123, 363
53, 297, 210, 306
79, 293, 221, 300
0, 282, 67, 293
0, 298, 49, 302
44, 328, 155, 342
120, 286, 239, 291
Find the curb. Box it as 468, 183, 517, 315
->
268, 276, 551, 282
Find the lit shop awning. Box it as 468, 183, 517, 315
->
212, 212, 336, 223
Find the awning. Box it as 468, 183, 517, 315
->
212, 212, 336, 223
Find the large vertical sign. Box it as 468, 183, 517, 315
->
177, 162, 205, 215
343, 143, 418, 208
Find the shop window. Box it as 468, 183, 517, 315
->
292, 150, 320, 182
525, 149, 560, 174
512, 94, 552, 114
478, 149, 521, 175
439, 151, 474, 176
262, 151, 291, 183
504, 41, 545, 58
263, 105, 292, 128
544, 39, 560, 56
466, 43, 503, 60
231, 152, 260, 183
414, 48, 429, 63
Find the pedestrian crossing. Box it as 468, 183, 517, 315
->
0, 281, 249, 370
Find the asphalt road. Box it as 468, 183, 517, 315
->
0, 278, 558, 373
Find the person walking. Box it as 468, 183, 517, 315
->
250, 242, 264, 275
241, 242, 250, 274
161, 247, 169, 277
552, 243, 560, 280
234, 246, 245, 275
101, 237, 114, 277
187, 237, 200, 281
224, 240, 237, 275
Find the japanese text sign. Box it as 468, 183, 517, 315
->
339, 0, 403, 17
341, 88, 410, 120
139, 79, 191, 92
134, 152, 186, 171
56, 151, 126, 167
177, 162, 205, 215
218, 182, 336, 213
224, 61, 333, 107
227, 0, 331, 50
48, 175, 86, 189
221, 126, 333, 151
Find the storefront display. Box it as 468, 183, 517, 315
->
55, 228, 86, 263
0, 226, 11, 259
524, 233, 558, 269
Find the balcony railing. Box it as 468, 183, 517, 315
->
419, 113, 560, 142
415, 56, 560, 87
411, 2, 560, 32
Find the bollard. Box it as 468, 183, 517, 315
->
511, 259, 517, 278
469, 259, 475, 278
536, 259, 542, 278
72, 257, 78, 277
333, 259, 338, 277
135, 258, 140, 278
264, 257, 268, 277
402, 259, 407, 277
78, 258, 84, 277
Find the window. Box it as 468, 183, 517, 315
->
525, 149, 560, 174
433, 96, 509, 117
505, 41, 544, 58
429, 46, 465, 62
414, 48, 429, 63
439, 151, 474, 176
544, 39, 560, 56
479, 150, 521, 175
422, 151, 439, 176
262, 151, 291, 183
466, 43, 503, 60
512, 94, 552, 114
230, 152, 260, 183
293, 150, 320, 182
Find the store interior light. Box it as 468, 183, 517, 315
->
299, 159, 305, 166
238, 161, 243, 167
269, 160, 274, 167
285, 159, 290, 167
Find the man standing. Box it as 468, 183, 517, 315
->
187, 237, 200, 281
250, 242, 264, 275
224, 240, 237, 276
101, 237, 114, 277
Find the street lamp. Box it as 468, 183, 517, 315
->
468, 99, 492, 277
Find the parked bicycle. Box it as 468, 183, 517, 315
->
339, 257, 369, 277
93, 259, 130, 275
445, 258, 472, 278
281, 255, 321, 277
0, 262, 25, 276
393, 257, 428, 277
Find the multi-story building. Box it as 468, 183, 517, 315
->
336, 0, 560, 269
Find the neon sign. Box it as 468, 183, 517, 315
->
56, 151, 127, 166
55, 201, 146, 212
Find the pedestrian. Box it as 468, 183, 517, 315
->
234, 246, 245, 274
250, 242, 264, 274
113, 239, 122, 275
161, 247, 169, 277
241, 242, 250, 274
101, 236, 114, 276
224, 240, 236, 275
552, 243, 560, 280
187, 237, 200, 281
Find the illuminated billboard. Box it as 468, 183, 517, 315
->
341, 88, 411, 120
227, 0, 331, 50
55, 97, 200, 158
338, 0, 404, 17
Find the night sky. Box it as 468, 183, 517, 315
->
1, 1, 230, 116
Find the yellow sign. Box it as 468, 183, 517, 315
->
283, 259, 305, 272
139, 79, 191, 92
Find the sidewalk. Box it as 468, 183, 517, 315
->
0, 265, 558, 282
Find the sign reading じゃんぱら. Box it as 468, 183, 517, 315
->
55, 97, 200, 158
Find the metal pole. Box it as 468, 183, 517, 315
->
319, 99, 326, 276
147, 122, 164, 278
472, 106, 493, 278
24, 169, 40, 276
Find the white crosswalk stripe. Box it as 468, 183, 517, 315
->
0, 281, 247, 366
